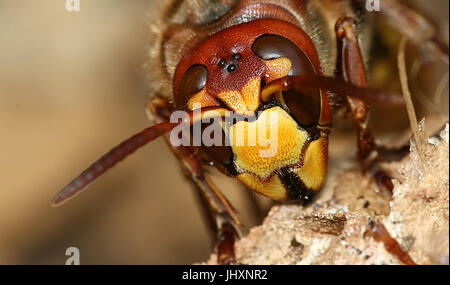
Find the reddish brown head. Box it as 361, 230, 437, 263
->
173, 19, 332, 204
174, 19, 331, 123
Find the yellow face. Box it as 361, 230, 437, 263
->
230, 106, 328, 202
186, 53, 329, 204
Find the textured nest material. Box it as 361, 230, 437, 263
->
205, 123, 449, 265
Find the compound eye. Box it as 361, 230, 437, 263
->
252, 34, 320, 127
282, 86, 321, 127
252, 35, 316, 76
178, 64, 208, 106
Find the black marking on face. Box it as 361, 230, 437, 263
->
278, 167, 316, 205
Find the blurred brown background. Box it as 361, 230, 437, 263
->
0, 0, 447, 264
0, 0, 211, 264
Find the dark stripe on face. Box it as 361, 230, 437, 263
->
278, 167, 317, 206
